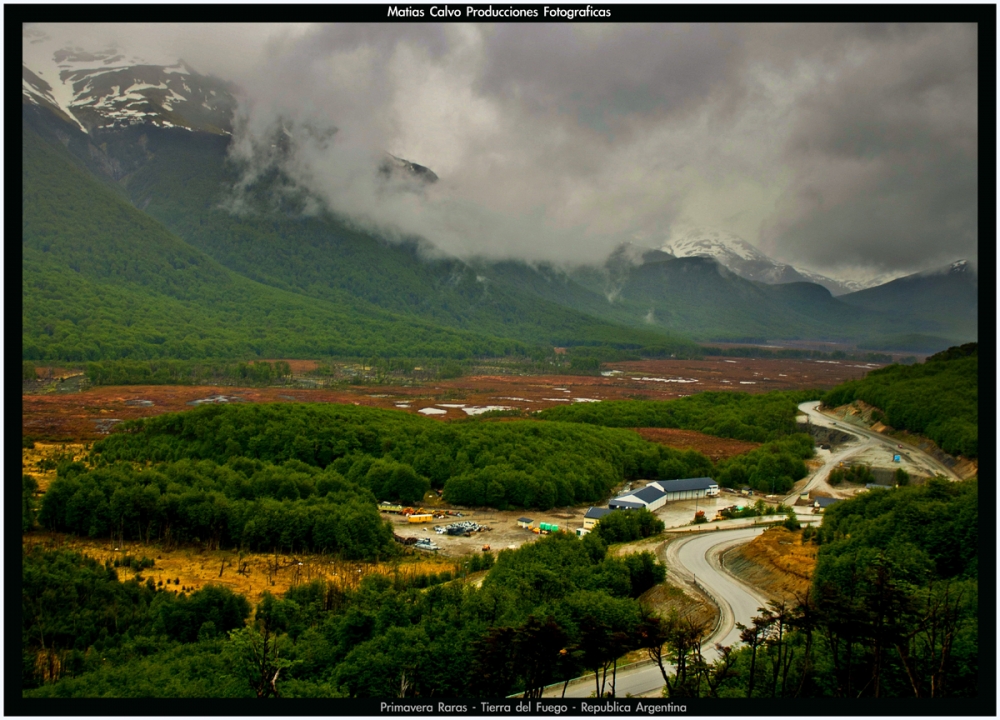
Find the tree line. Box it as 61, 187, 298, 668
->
538, 391, 820, 444
83, 359, 293, 387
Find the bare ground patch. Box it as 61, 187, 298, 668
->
633, 428, 760, 462
722, 526, 817, 605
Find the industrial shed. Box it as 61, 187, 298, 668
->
608, 477, 719, 510
609, 484, 669, 511
608, 497, 649, 510
517, 517, 534, 528
648, 477, 719, 501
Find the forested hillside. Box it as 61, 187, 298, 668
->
807, 480, 979, 696
22, 120, 530, 362
25, 106, 971, 356
822, 344, 978, 457
34, 118, 698, 357
839, 263, 977, 343
568, 255, 950, 347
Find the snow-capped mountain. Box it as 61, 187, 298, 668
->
22, 27, 235, 135
660, 227, 840, 290
662, 227, 770, 265
658, 227, 902, 296
823, 269, 911, 294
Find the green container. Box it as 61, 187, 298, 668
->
540, 522, 551, 531
551, 524, 559, 532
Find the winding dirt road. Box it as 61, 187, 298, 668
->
795, 400, 960, 494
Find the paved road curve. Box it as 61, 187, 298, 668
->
549, 527, 771, 698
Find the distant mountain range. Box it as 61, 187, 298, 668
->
657, 227, 904, 296
21, 35, 978, 361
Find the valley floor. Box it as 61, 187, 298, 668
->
23, 357, 877, 441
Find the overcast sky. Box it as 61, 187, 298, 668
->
33, 22, 979, 279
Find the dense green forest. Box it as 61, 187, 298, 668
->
22, 547, 252, 693
822, 344, 978, 457
809, 476, 979, 697
712, 434, 814, 494
91, 404, 715, 512
23, 116, 698, 362
24, 534, 665, 697
538, 391, 819, 443
37, 458, 396, 558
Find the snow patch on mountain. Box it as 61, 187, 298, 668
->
812, 267, 908, 294
22, 31, 234, 135
657, 227, 910, 295
662, 227, 768, 263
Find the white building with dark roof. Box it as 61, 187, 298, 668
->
609, 484, 668, 511
607, 477, 719, 510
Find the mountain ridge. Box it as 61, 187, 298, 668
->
21, 38, 977, 359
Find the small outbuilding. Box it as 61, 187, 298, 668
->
583, 506, 613, 530
813, 497, 842, 512
517, 517, 534, 529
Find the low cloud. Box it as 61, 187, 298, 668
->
31, 22, 979, 274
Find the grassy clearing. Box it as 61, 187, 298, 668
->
22, 531, 460, 603
21, 442, 87, 492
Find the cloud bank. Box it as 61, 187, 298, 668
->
31, 22, 979, 275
